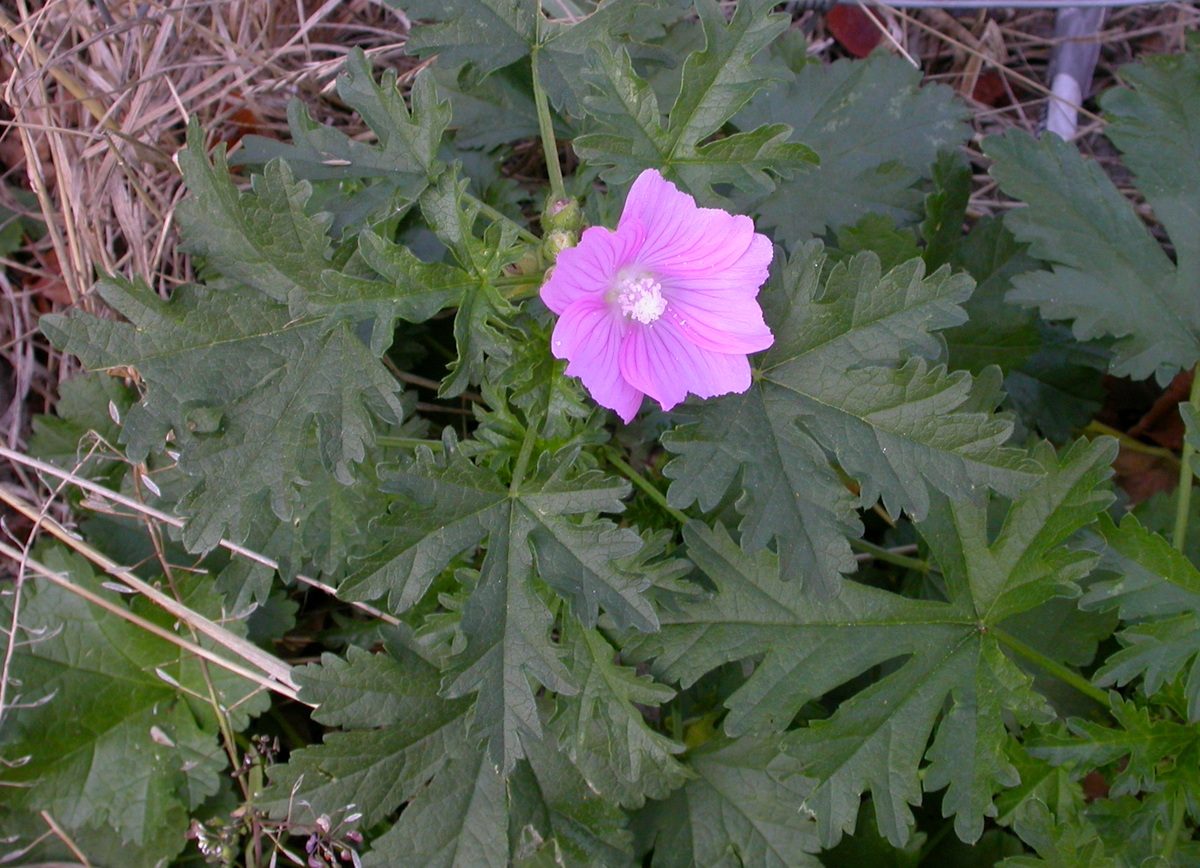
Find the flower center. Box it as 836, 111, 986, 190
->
615, 273, 667, 324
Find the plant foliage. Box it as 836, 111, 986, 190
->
10, 6, 1200, 867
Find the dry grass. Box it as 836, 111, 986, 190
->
0, 0, 1196, 491
0, 0, 408, 454
0, 2, 1194, 852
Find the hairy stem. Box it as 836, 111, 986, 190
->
1172, 366, 1200, 551
850, 538, 930, 573
1161, 788, 1187, 862
992, 626, 1111, 709
510, 422, 539, 493
605, 447, 691, 526
462, 190, 541, 247
530, 19, 566, 202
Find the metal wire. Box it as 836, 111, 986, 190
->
787, 0, 1180, 9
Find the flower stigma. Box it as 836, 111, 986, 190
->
614, 273, 667, 324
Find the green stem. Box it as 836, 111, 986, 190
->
992, 626, 1112, 709
1172, 365, 1200, 551
500, 278, 546, 302
510, 423, 539, 493
605, 447, 690, 526
850, 538, 929, 573
1161, 788, 1187, 862
376, 436, 445, 451
530, 31, 566, 202
463, 191, 541, 247
916, 819, 956, 865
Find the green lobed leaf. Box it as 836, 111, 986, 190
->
943, 216, 1041, 378
985, 44, 1200, 385
362, 743, 509, 867
997, 800, 1117, 868
418, 168, 525, 396
359, 700, 635, 867
938, 206, 1106, 442
664, 243, 1036, 597
340, 440, 671, 770
237, 51, 450, 234
992, 744, 1087, 831
0, 547, 264, 862
1079, 508, 1200, 720
42, 277, 405, 552
573, 0, 816, 204
550, 621, 689, 808
634, 437, 1115, 848
263, 642, 473, 828
440, 504, 578, 773
389, 0, 537, 87
390, 0, 644, 115
508, 720, 637, 866
313, 229, 477, 355
663, 381, 862, 597
632, 734, 823, 868
921, 149, 973, 271
175, 122, 332, 311
1029, 696, 1199, 801
735, 52, 970, 242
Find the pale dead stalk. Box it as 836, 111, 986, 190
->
0, 538, 297, 701
0, 443, 402, 626
0, 484, 299, 692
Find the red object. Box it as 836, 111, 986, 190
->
827, 6, 883, 58
972, 71, 1008, 107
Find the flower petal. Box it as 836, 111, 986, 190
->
660, 231, 774, 295
619, 169, 763, 280
661, 292, 774, 355
619, 319, 753, 413
552, 300, 644, 423
540, 221, 646, 313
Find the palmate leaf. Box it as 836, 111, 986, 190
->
339, 439, 672, 771
388, 0, 642, 114
41, 278, 405, 552
267, 645, 632, 867
550, 620, 689, 808
1024, 697, 1200, 866
0, 547, 265, 863
508, 722, 635, 866
419, 169, 525, 396
735, 52, 970, 242
237, 50, 450, 234
393, 0, 537, 84
573, 0, 816, 203
634, 437, 1116, 848
1078, 508, 1200, 721
366, 717, 633, 868
1030, 697, 1200, 801
663, 243, 1037, 597
264, 645, 474, 829
175, 123, 332, 311
632, 734, 823, 868
985, 47, 1200, 383
998, 800, 1117, 868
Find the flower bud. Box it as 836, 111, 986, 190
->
542, 229, 577, 263
541, 195, 582, 236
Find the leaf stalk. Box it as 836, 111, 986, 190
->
530, 17, 566, 203
604, 447, 690, 526
1171, 365, 1200, 551
992, 626, 1111, 709
849, 538, 930, 573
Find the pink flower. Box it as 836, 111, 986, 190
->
540, 169, 775, 423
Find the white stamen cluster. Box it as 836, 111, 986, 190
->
615, 274, 667, 324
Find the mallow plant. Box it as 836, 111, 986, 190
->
4, 0, 1200, 865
